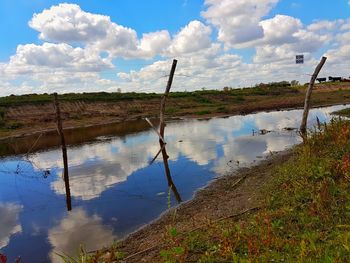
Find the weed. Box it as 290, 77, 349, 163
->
216, 106, 229, 113
165, 107, 179, 114
56, 244, 124, 263
196, 110, 211, 115
158, 118, 350, 262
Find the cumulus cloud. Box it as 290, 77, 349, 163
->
28, 3, 212, 59
30, 3, 116, 44
168, 20, 212, 55
5, 43, 113, 75
29, 3, 141, 57
252, 15, 330, 65
202, 0, 279, 47
260, 15, 303, 45
139, 30, 172, 57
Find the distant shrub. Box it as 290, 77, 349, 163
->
165, 107, 179, 114
216, 106, 229, 113
196, 110, 211, 115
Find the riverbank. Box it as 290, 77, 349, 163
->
1, 82, 350, 140
80, 117, 350, 262
115, 151, 293, 262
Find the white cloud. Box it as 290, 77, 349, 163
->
202, 0, 279, 47
5, 43, 113, 75
168, 20, 212, 55
139, 30, 172, 57
252, 15, 330, 65
30, 3, 114, 44
28, 3, 212, 60
307, 20, 338, 32
260, 15, 303, 45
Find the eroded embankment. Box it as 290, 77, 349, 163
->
1, 83, 350, 140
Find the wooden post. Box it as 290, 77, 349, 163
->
300, 56, 327, 137
53, 93, 72, 211
159, 59, 182, 203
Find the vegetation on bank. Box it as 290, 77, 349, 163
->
155, 118, 350, 262
0, 82, 300, 107
334, 108, 350, 118
1, 80, 350, 138
0, 81, 305, 135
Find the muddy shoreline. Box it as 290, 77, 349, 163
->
111, 150, 293, 262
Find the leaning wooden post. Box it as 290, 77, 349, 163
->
53, 93, 72, 211
159, 59, 182, 203
300, 56, 327, 138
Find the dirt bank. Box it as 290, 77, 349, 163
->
113, 150, 292, 262
1, 83, 350, 140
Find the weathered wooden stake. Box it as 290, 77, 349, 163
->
300, 56, 327, 138
53, 93, 72, 211
159, 59, 182, 203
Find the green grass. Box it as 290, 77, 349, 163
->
160, 118, 350, 262
334, 108, 350, 118
165, 107, 179, 114
0, 92, 162, 107
0, 82, 303, 108
56, 244, 124, 263
216, 106, 229, 113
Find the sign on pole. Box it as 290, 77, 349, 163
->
296, 54, 304, 64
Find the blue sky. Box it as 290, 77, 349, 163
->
0, 0, 349, 95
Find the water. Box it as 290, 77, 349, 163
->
0, 104, 347, 262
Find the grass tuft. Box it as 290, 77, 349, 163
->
158, 118, 350, 262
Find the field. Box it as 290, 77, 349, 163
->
1, 82, 350, 139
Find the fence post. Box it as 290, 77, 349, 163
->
53, 93, 72, 211
300, 56, 327, 138
159, 60, 182, 203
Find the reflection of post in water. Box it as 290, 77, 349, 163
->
53, 93, 72, 211
161, 143, 182, 203
146, 59, 182, 203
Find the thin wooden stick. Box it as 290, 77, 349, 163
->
158, 60, 182, 203
300, 56, 327, 137
145, 117, 166, 144
53, 93, 72, 211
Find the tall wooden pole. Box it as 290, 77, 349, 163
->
53, 93, 72, 211
159, 59, 182, 203
300, 56, 327, 137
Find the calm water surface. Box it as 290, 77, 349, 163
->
0, 105, 347, 262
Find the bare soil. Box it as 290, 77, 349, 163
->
116, 150, 292, 262
1, 84, 350, 140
